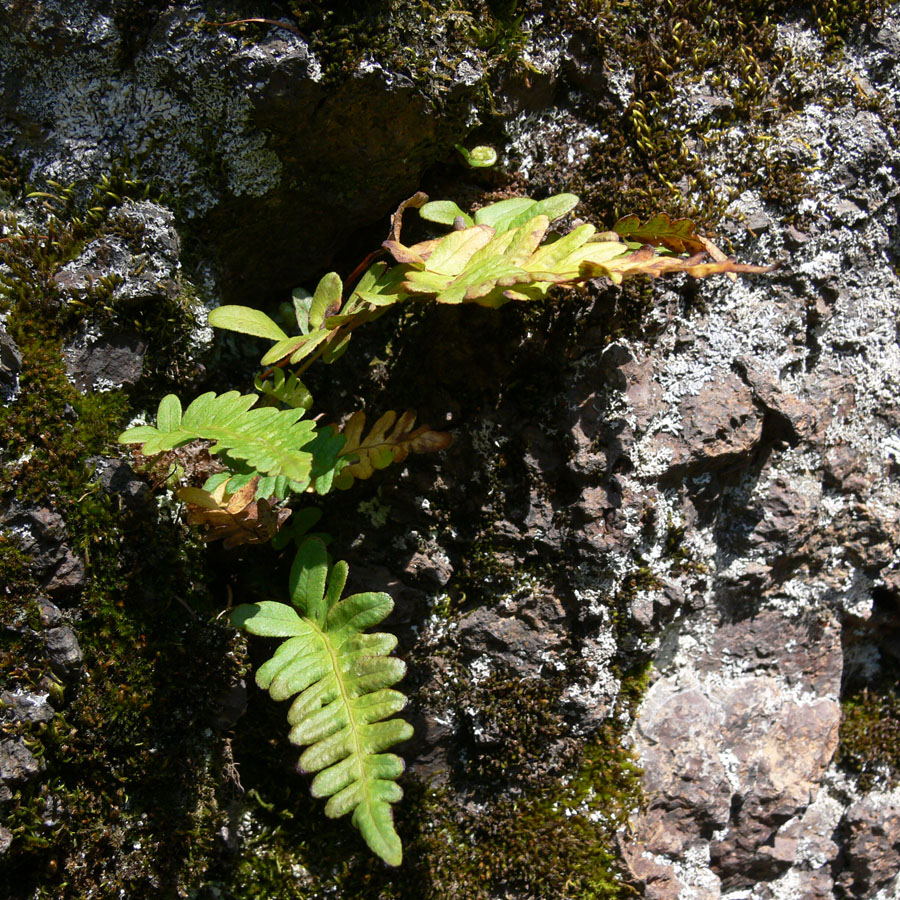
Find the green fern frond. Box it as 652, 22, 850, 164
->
232, 538, 413, 866
118, 391, 317, 483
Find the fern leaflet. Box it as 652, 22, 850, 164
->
334, 409, 452, 490
231, 538, 413, 865
119, 391, 317, 483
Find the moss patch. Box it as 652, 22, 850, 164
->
838, 676, 900, 792
0, 170, 238, 899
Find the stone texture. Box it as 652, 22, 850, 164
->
0, 323, 21, 402
837, 792, 900, 898
0, 738, 43, 785
0, 690, 54, 726
64, 331, 147, 392
0, 2, 485, 301
0, 504, 86, 596
647, 372, 763, 480
627, 612, 843, 891
44, 625, 83, 680
457, 588, 568, 680
88, 456, 150, 510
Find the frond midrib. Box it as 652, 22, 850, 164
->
308, 618, 367, 799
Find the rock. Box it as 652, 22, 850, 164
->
837, 791, 900, 898
699, 612, 842, 696
88, 456, 150, 510
0, 738, 43, 785
63, 331, 147, 392
823, 442, 873, 493
44, 625, 83, 680
0, 504, 86, 596
748, 475, 821, 560
36, 597, 63, 627
0, 324, 22, 402
565, 344, 639, 477
0, 824, 11, 856
457, 588, 568, 679
630, 612, 842, 886
53, 201, 181, 308
0, 2, 485, 301
621, 847, 686, 900
210, 679, 248, 732
401, 551, 453, 588
0, 690, 54, 725
709, 687, 840, 887
734, 359, 817, 444
633, 686, 733, 857
573, 481, 629, 554
649, 372, 763, 480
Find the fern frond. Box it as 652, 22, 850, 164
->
386, 212, 776, 307
119, 391, 317, 483
231, 538, 413, 866
334, 410, 453, 490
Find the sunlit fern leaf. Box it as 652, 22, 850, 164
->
387, 211, 776, 306
118, 391, 317, 484
231, 538, 412, 866
333, 410, 453, 490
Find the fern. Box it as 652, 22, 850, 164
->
231, 538, 413, 866
119, 391, 317, 484
209, 192, 775, 375
115, 191, 773, 868
334, 410, 453, 490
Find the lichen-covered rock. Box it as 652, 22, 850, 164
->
0, 1, 486, 300
0, 689, 54, 725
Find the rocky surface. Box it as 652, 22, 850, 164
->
2, 2, 900, 899
0, 1, 484, 301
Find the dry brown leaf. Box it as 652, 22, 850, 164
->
177, 477, 292, 548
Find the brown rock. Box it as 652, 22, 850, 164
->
633, 614, 841, 887
710, 682, 840, 888
621, 845, 686, 900
633, 685, 733, 856
651, 372, 763, 478
621, 354, 665, 432
837, 792, 900, 897
700, 611, 842, 696
823, 442, 873, 493
801, 372, 857, 444
0, 738, 43, 785
735, 359, 817, 443
749, 475, 821, 559
457, 589, 568, 679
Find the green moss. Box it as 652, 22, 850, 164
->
0, 168, 238, 899
281, 0, 530, 84
544, 0, 885, 252
838, 675, 900, 791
